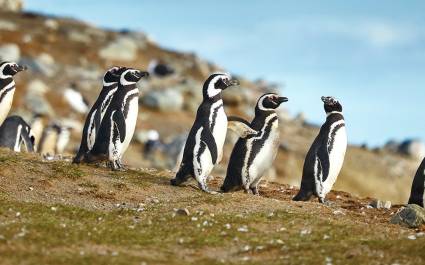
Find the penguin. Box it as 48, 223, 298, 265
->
221, 93, 288, 194
63, 83, 90, 114
29, 113, 47, 151
73, 66, 126, 163
170, 73, 239, 193
0, 62, 26, 125
85, 68, 149, 170
293, 96, 347, 203
0, 115, 35, 152
408, 158, 425, 207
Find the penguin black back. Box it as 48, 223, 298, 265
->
408, 158, 425, 207
0, 115, 34, 152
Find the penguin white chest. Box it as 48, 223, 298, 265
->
210, 101, 227, 163
248, 120, 280, 182
0, 87, 15, 124
121, 97, 139, 154
322, 123, 347, 195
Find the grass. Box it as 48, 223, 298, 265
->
0, 150, 424, 264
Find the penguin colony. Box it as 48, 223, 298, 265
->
0, 59, 423, 207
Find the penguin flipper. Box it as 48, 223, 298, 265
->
228, 116, 257, 138
112, 110, 126, 143
317, 145, 330, 182
201, 126, 218, 164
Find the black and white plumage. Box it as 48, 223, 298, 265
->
0, 115, 35, 152
408, 158, 425, 207
73, 66, 126, 163
85, 68, 149, 170
221, 93, 288, 194
293, 96, 347, 203
170, 73, 239, 193
0, 62, 26, 126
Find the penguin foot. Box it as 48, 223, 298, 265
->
250, 187, 260, 196
198, 182, 217, 194
319, 197, 334, 206
170, 178, 181, 186
244, 188, 253, 195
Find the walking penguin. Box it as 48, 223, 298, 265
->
221, 93, 288, 194
73, 66, 126, 163
0, 62, 26, 125
84, 68, 149, 170
293, 96, 347, 203
170, 73, 239, 193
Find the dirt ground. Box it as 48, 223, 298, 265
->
0, 149, 424, 265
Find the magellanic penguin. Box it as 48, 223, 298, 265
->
85, 68, 149, 170
221, 93, 288, 194
29, 113, 47, 151
73, 66, 126, 163
293, 96, 347, 203
408, 158, 425, 207
170, 73, 239, 193
0, 62, 27, 125
0, 115, 35, 152
38, 123, 72, 156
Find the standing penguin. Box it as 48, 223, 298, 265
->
0, 62, 26, 125
408, 158, 425, 207
85, 68, 149, 170
170, 73, 239, 193
221, 93, 288, 194
0, 115, 35, 152
73, 66, 126, 163
293, 96, 347, 203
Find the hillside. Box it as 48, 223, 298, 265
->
0, 149, 424, 265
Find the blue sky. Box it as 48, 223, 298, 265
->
25, 0, 425, 146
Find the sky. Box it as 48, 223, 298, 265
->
25, 0, 425, 146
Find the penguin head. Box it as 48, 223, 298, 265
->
120, 68, 149, 86
0, 62, 27, 78
321, 96, 342, 113
256, 93, 288, 113
103, 66, 127, 85
203, 73, 239, 99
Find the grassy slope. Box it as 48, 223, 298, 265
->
0, 149, 424, 265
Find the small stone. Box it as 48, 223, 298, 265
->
370, 200, 392, 209
390, 204, 425, 228
407, 235, 416, 240
238, 225, 248, 233
191, 217, 198, 222
224, 223, 231, 229
51, 207, 57, 211
175, 208, 190, 216
241, 245, 251, 252
15, 212, 21, 217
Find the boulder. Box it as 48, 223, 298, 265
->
0, 44, 20, 62
390, 204, 425, 228
0, 0, 23, 12
398, 140, 425, 160
21, 53, 58, 77
99, 36, 138, 61
141, 89, 184, 112
0, 20, 18, 31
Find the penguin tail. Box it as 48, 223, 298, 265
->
292, 189, 314, 201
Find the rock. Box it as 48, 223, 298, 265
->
25, 80, 54, 116
390, 204, 425, 228
99, 36, 138, 61
222, 86, 252, 107
0, 44, 20, 62
175, 208, 190, 216
26, 79, 49, 94
21, 53, 58, 77
0, 19, 18, 31
0, 0, 23, 12
67, 30, 91, 43
370, 200, 392, 209
398, 139, 425, 160
141, 89, 184, 112
44, 19, 59, 30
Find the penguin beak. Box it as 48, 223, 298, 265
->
14, 64, 27, 72
133, 70, 149, 79
321, 96, 335, 104
224, 79, 239, 88
277, 97, 288, 104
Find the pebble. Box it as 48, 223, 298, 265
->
237, 225, 248, 232
175, 208, 190, 216
407, 235, 416, 240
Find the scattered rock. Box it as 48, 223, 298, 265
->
398, 139, 425, 160
44, 19, 59, 30
0, 19, 17, 31
67, 30, 91, 43
222, 86, 253, 107
0, 44, 20, 62
370, 200, 392, 209
25, 80, 54, 116
141, 89, 184, 112
99, 36, 138, 61
390, 204, 425, 228
21, 53, 58, 77
0, 0, 24, 12
175, 208, 190, 216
